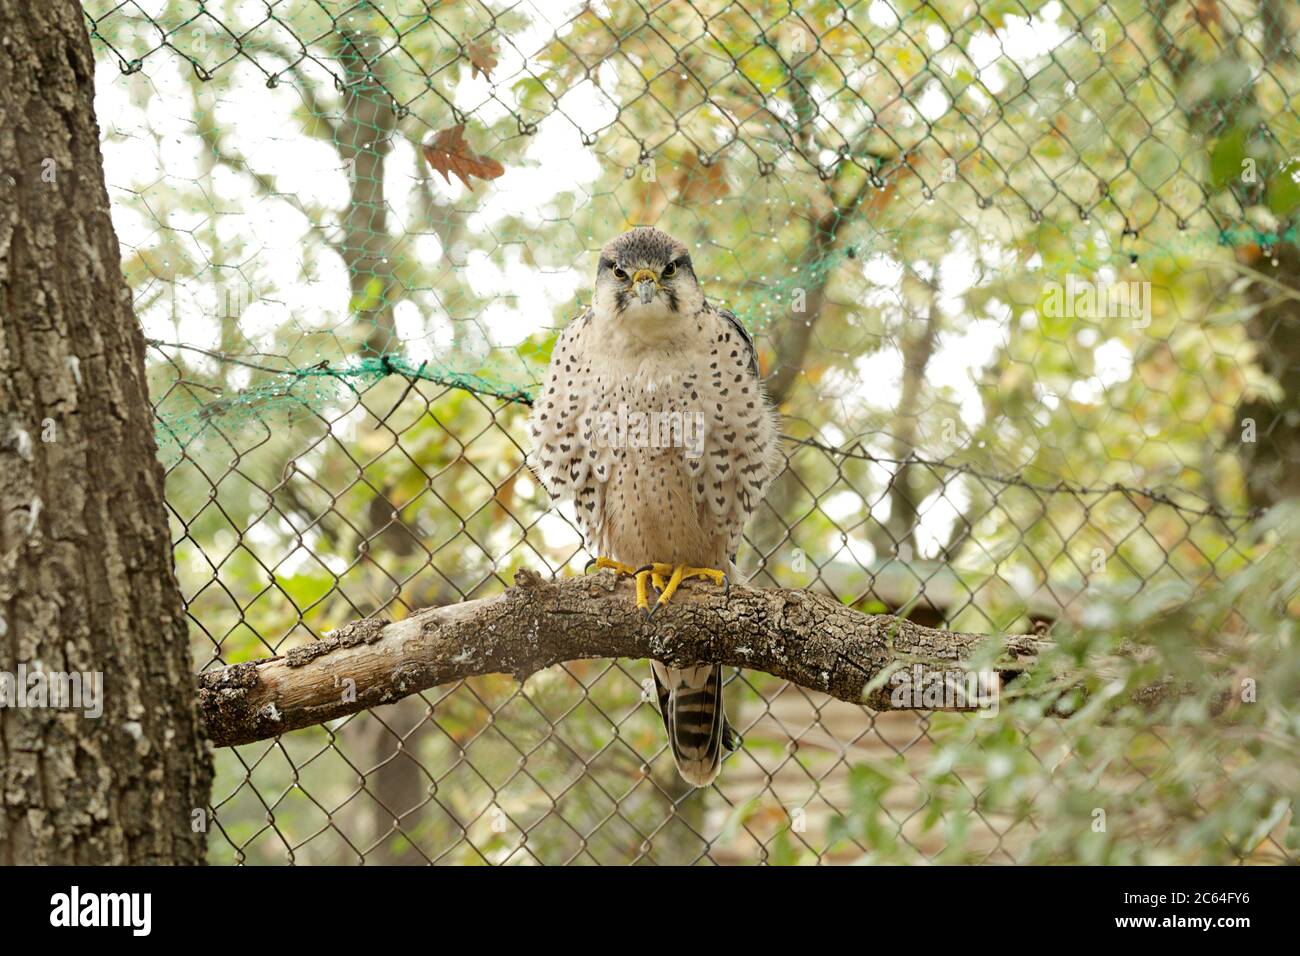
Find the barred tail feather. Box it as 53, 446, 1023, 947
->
652, 662, 731, 787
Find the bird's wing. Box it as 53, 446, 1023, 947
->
688, 304, 782, 559
527, 308, 608, 546
718, 305, 761, 381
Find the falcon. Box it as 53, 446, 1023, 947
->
528, 227, 781, 786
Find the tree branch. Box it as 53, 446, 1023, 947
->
197, 569, 1045, 748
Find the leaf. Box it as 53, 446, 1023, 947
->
1208, 125, 1246, 192
348, 275, 387, 314
511, 76, 548, 112
626, 176, 667, 227
1187, 0, 1222, 32
466, 37, 498, 80
670, 153, 730, 204
1267, 158, 1300, 217
422, 125, 505, 190
516, 329, 559, 369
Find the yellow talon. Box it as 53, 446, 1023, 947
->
683, 566, 727, 587
586, 556, 638, 576
648, 563, 729, 617
656, 564, 686, 606
635, 568, 653, 613
595, 559, 728, 618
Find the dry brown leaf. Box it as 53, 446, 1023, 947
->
1187, 0, 1222, 32
671, 153, 730, 204
467, 38, 498, 80
422, 125, 505, 190
626, 180, 667, 227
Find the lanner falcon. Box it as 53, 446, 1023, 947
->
528, 227, 781, 787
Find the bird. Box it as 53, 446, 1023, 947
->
527, 226, 781, 787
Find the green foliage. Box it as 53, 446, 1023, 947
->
829, 506, 1300, 864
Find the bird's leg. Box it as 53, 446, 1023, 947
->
586, 556, 650, 609
654, 564, 686, 608
635, 567, 652, 613
589, 558, 689, 616
633, 563, 675, 617
647, 564, 729, 618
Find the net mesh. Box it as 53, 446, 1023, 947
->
84, 0, 1299, 863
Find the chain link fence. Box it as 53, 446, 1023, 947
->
86, 0, 1299, 863
149, 346, 1280, 865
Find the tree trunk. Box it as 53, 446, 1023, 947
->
0, 0, 212, 863
1237, 242, 1300, 508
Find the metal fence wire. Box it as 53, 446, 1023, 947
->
86, 0, 1299, 863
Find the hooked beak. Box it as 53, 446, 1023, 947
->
631, 269, 659, 305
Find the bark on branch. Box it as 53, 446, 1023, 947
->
198, 570, 1046, 747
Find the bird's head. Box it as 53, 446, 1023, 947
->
593, 227, 703, 327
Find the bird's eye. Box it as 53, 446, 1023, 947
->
613, 268, 628, 281
663, 262, 676, 278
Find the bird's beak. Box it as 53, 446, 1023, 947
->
631, 269, 658, 305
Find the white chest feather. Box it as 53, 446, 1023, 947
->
528, 305, 780, 567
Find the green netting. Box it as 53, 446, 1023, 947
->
147, 346, 535, 466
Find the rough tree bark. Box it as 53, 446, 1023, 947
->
199, 569, 1045, 748
0, 0, 212, 863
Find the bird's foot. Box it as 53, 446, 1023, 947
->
586, 557, 656, 613
584, 556, 639, 577
635, 563, 729, 620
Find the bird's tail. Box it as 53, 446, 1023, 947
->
651, 661, 741, 787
